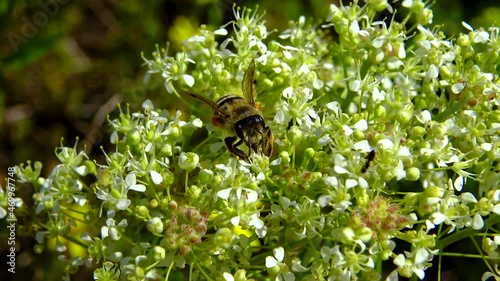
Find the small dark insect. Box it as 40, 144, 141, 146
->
361, 150, 376, 173
179, 59, 273, 161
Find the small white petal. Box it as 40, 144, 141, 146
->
346, 179, 358, 189
110, 131, 119, 144
462, 21, 474, 31
442, 51, 456, 61
414, 248, 429, 264
398, 147, 410, 157
75, 165, 87, 176
493, 204, 500, 215
324, 176, 338, 187
426, 64, 439, 79
461, 192, 477, 204
292, 261, 309, 272
342, 125, 353, 136
451, 83, 465, 94
222, 272, 234, 281
414, 268, 425, 280
393, 254, 405, 266
334, 166, 349, 174
230, 216, 240, 226
480, 143, 492, 151
353, 140, 371, 152
327, 101, 340, 113
318, 195, 332, 207
372, 35, 386, 48
473, 214, 484, 230
246, 189, 259, 203
474, 31, 489, 43
387, 57, 404, 69
125, 173, 137, 186
431, 212, 446, 224
192, 118, 203, 128
270, 157, 282, 166
454, 176, 464, 191
352, 120, 368, 131
217, 188, 232, 200
386, 270, 399, 281
214, 28, 228, 36
274, 110, 285, 124
349, 80, 361, 92
349, 20, 360, 34
416, 110, 432, 124
378, 139, 394, 150
150, 171, 163, 185
182, 74, 195, 87
283, 86, 294, 98
274, 247, 285, 262
318, 135, 332, 145
266, 256, 278, 268
129, 184, 146, 192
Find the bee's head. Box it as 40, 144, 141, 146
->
235, 115, 267, 151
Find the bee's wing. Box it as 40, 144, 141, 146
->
241, 59, 256, 107
179, 90, 230, 117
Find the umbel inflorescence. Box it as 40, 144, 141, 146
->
7, 1, 500, 280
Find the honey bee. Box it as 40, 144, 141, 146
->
179, 59, 273, 161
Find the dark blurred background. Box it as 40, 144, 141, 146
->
0, 0, 498, 280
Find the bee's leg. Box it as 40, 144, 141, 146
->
262, 126, 274, 157
224, 137, 248, 160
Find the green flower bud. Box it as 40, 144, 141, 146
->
432, 123, 447, 138
135, 267, 145, 278
369, 0, 388, 12
357, 227, 373, 242
147, 217, 164, 234
375, 105, 386, 118
136, 205, 150, 218
424, 186, 442, 198
280, 151, 291, 165
127, 129, 141, 145
34, 244, 44, 254
304, 148, 315, 162
268, 41, 279, 52
35, 177, 45, 189
263, 78, 274, 88
153, 246, 166, 261
189, 185, 202, 197
212, 175, 222, 186
341, 227, 355, 242
146, 128, 156, 141
168, 200, 178, 210
150, 199, 159, 208
215, 227, 234, 249
398, 109, 412, 125
417, 8, 433, 25
178, 152, 199, 171
111, 188, 121, 199
170, 126, 181, 139
412, 126, 425, 137
234, 269, 247, 281
161, 144, 173, 156
288, 126, 303, 144
405, 167, 421, 181
353, 130, 364, 141
198, 169, 214, 184
439, 65, 452, 79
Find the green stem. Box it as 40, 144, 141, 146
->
165, 261, 174, 281
61, 234, 88, 249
